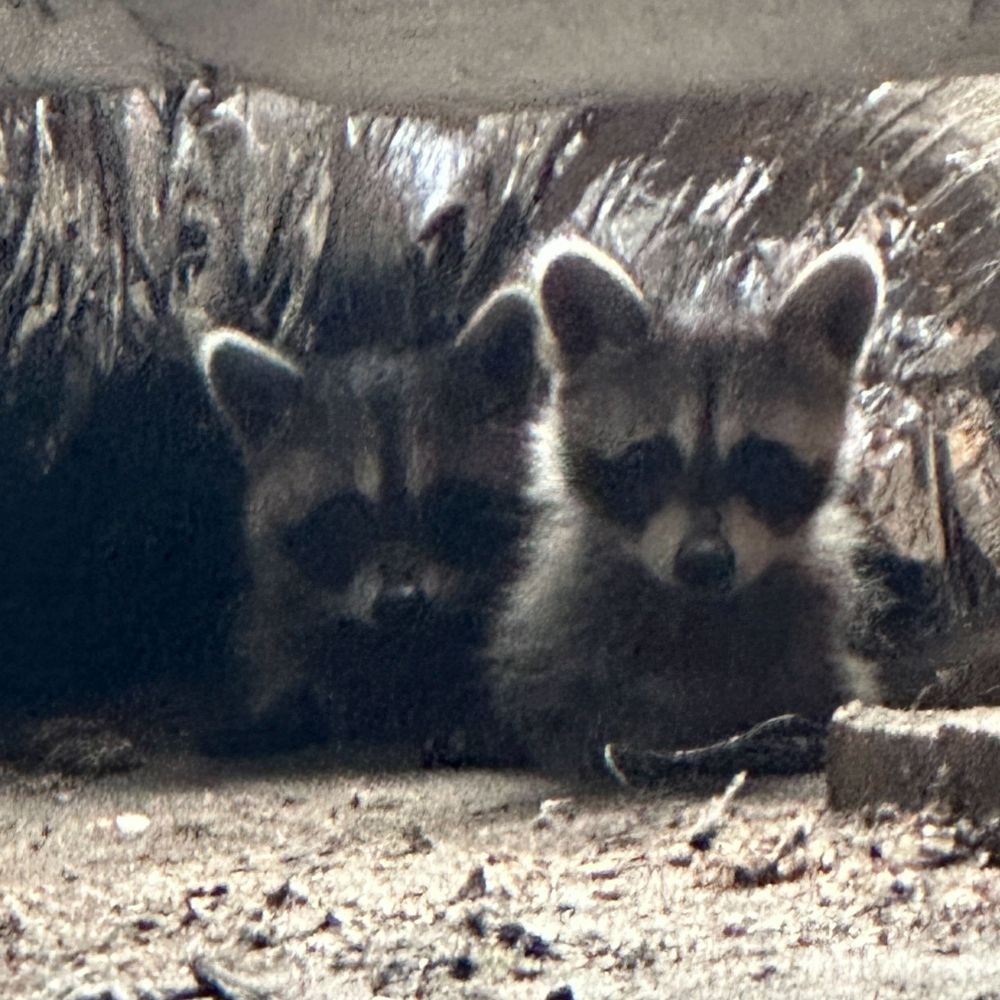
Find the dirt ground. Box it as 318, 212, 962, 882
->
3, 729, 1000, 1000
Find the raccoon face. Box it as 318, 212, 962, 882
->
538, 237, 882, 595
201, 290, 543, 732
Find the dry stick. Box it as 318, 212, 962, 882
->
604, 714, 827, 787
189, 956, 275, 1000
688, 770, 748, 851
732, 816, 817, 888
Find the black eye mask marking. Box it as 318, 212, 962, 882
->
569, 435, 684, 531
420, 479, 527, 571
283, 491, 378, 590
725, 435, 828, 532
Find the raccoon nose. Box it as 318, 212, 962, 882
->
673, 535, 735, 593
374, 586, 430, 630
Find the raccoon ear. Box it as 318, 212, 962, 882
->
774, 242, 883, 366
451, 289, 542, 420
538, 240, 648, 367
200, 329, 303, 450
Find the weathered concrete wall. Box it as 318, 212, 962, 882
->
829, 702, 1000, 815
1, 1, 1000, 110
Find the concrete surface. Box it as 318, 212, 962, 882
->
828, 702, 1000, 816
2, 0, 1000, 110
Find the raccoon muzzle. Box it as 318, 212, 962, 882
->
373, 585, 431, 631
673, 531, 736, 593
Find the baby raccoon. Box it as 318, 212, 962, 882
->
200, 289, 544, 757
489, 236, 884, 774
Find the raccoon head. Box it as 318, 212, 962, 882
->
538, 236, 882, 596
200, 288, 543, 664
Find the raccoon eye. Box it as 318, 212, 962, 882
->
421, 479, 525, 570
283, 492, 378, 590
571, 436, 683, 530
725, 435, 828, 531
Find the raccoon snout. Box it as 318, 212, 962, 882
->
373, 586, 430, 630
673, 534, 736, 593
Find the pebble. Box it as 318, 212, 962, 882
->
115, 813, 151, 837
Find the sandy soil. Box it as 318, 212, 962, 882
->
3, 738, 1000, 1000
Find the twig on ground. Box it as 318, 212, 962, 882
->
689, 770, 748, 851
189, 956, 275, 1000
733, 817, 816, 888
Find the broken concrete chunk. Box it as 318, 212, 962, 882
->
827, 701, 1000, 816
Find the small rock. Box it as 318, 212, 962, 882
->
546, 988, 575, 1000
534, 797, 574, 829
186, 883, 228, 901
666, 846, 693, 867
874, 804, 899, 824
455, 864, 488, 901
0, 901, 26, 937
497, 922, 525, 948
523, 933, 556, 959
401, 823, 433, 853
265, 878, 307, 909
115, 813, 151, 837
510, 966, 542, 981
450, 955, 476, 981
239, 923, 275, 949
464, 909, 487, 938
890, 875, 915, 900
592, 889, 622, 901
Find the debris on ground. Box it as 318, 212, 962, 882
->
605, 714, 827, 787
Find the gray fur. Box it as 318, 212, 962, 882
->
489, 237, 883, 774
201, 289, 546, 751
